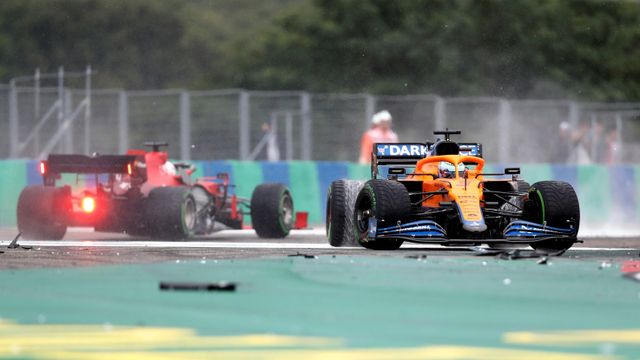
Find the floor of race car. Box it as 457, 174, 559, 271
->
0, 227, 639, 359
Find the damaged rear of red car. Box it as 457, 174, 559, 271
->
17, 142, 294, 240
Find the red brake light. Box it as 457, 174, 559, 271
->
127, 163, 132, 175
40, 162, 46, 174
82, 197, 95, 213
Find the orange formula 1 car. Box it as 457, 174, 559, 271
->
327, 130, 580, 251
17, 142, 293, 240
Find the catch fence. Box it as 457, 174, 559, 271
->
2, 82, 639, 164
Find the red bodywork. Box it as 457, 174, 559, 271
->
41, 145, 244, 232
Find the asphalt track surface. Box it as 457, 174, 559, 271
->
0, 227, 639, 269
2, 228, 640, 360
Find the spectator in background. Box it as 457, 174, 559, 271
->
591, 122, 608, 163
359, 110, 398, 164
554, 121, 590, 164
606, 128, 621, 164
554, 122, 572, 163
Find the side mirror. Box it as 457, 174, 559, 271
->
388, 168, 406, 175
505, 167, 520, 181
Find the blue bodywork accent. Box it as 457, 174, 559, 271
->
368, 218, 378, 238
503, 220, 576, 238
377, 220, 447, 238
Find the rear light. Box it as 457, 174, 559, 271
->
40, 162, 46, 174
127, 163, 132, 175
82, 197, 95, 213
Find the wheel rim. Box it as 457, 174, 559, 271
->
280, 193, 293, 228
528, 189, 544, 225
355, 194, 372, 235
184, 197, 197, 231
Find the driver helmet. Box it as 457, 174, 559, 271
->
438, 162, 465, 178
160, 161, 177, 176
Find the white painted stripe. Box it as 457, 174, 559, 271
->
0, 240, 634, 251
0, 240, 336, 249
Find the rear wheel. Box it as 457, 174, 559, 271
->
251, 183, 293, 238
326, 180, 365, 247
146, 186, 197, 240
354, 180, 411, 250
527, 181, 580, 251
17, 185, 69, 240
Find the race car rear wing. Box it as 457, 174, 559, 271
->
41, 154, 146, 185
371, 142, 483, 179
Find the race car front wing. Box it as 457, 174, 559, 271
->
503, 220, 576, 238
373, 219, 447, 239
364, 219, 578, 245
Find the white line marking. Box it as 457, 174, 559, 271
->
0, 240, 634, 251
0, 240, 336, 249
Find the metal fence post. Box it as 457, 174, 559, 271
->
498, 99, 511, 163
301, 92, 312, 160
57, 67, 64, 153
568, 101, 580, 160
434, 97, 446, 130
568, 101, 579, 129
34, 68, 40, 155
285, 112, 293, 161
616, 113, 623, 161
118, 91, 129, 154
64, 89, 73, 153
239, 91, 250, 160
365, 94, 376, 128
9, 80, 18, 158
180, 91, 191, 160
84, 65, 92, 155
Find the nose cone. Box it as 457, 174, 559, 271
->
463, 222, 487, 233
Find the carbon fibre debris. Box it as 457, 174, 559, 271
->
159, 281, 236, 291
469, 246, 566, 260
7, 232, 21, 249
288, 252, 318, 259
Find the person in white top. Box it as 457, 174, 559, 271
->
359, 110, 399, 164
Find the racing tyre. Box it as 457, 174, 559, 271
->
17, 185, 69, 240
146, 186, 197, 239
354, 180, 411, 250
251, 183, 293, 238
527, 181, 580, 251
326, 180, 365, 247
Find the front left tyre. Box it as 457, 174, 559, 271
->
17, 185, 69, 240
354, 180, 411, 250
326, 180, 365, 247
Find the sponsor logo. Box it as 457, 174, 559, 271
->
377, 144, 428, 156
386, 224, 441, 233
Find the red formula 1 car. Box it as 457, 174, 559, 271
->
17, 142, 294, 240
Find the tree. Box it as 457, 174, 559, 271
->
220, 0, 640, 101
